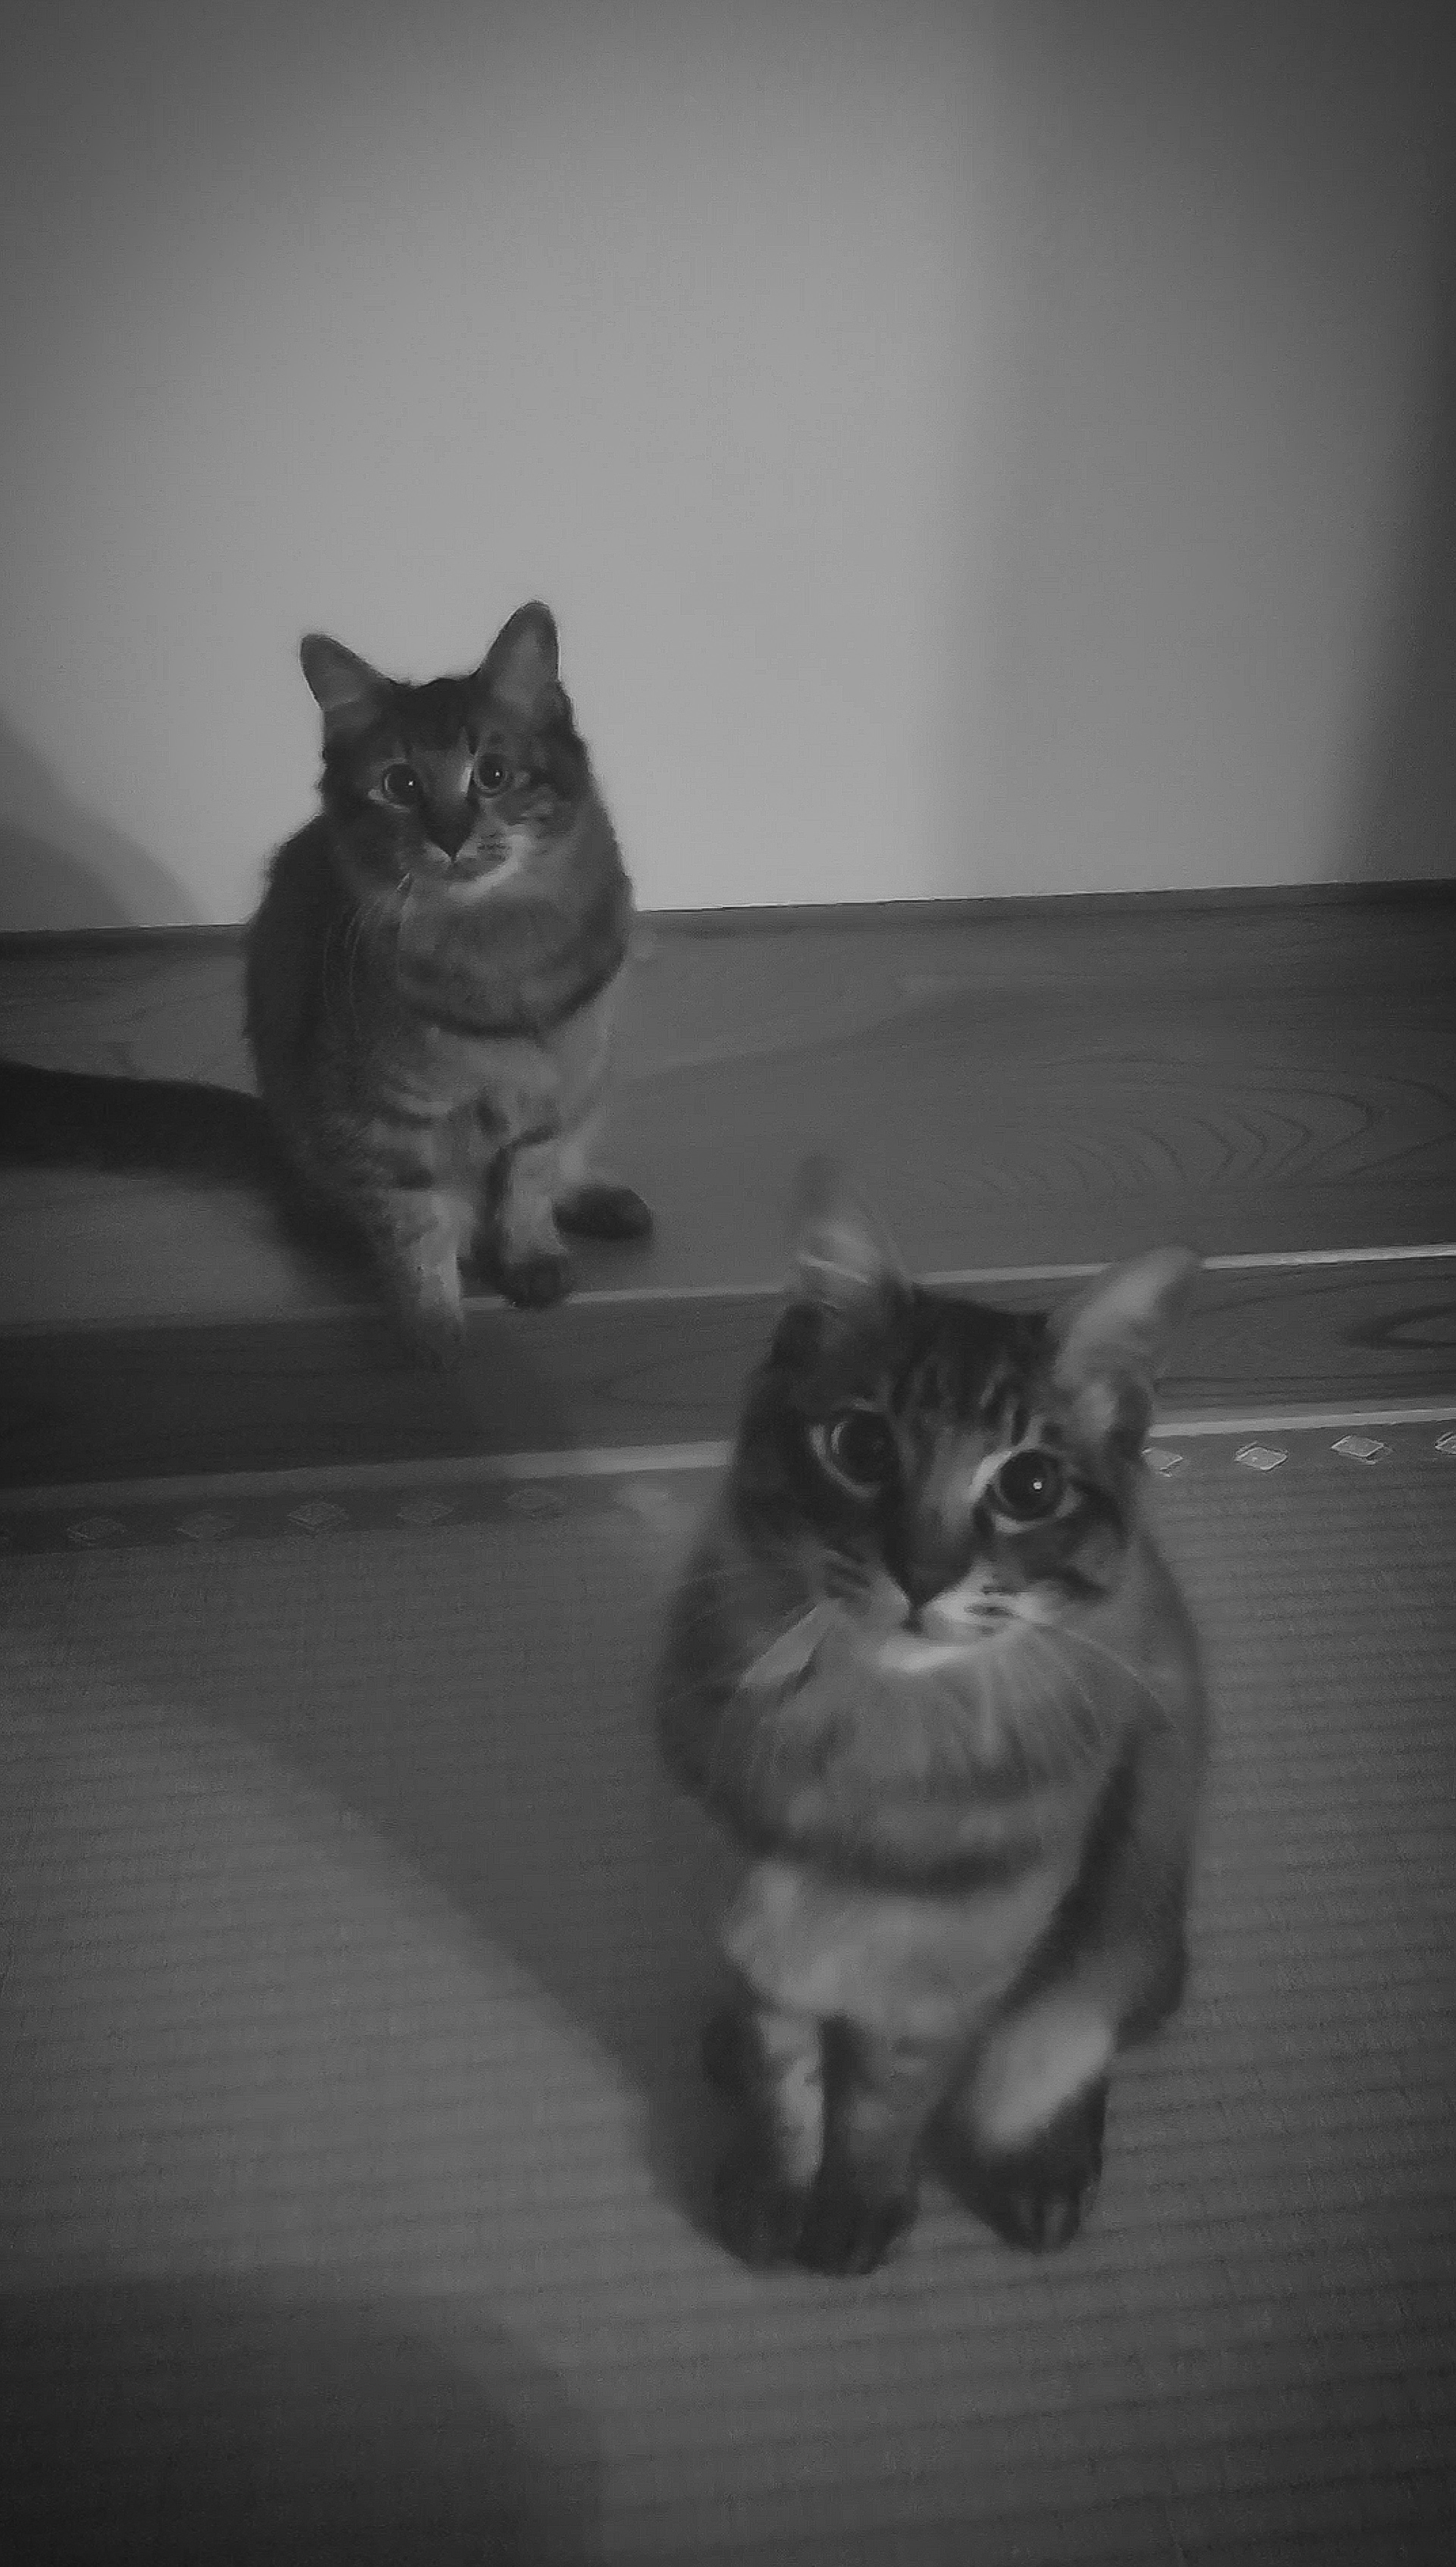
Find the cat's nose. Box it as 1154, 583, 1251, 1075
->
429, 805, 474, 859
887, 1513, 970, 1616
893, 1555, 959, 1616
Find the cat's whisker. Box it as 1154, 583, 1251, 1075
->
708, 1596, 832, 1803
340, 896, 374, 1038
1023, 1623, 1112, 1764
994, 1644, 1059, 1787
987, 1593, 1122, 1762
1037, 1621, 1177, 1727
976, 1646, 1013, 1774
739, 1605, 831, 1695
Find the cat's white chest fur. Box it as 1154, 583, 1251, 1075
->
721, 1853, 1072, 2043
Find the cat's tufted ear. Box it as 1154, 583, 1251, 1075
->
478, 601, 561, 718
1050, 1247, 1200, 1448
299, 635, 390, 735
787, 1155, 905, 1324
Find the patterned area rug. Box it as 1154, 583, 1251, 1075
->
2, 1426, 1454, 2565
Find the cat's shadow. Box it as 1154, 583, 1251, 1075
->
201, 1491, 741, 2246
427, 1519, 739, 2239
0, 2274, 601, 2565
467, 1508, 742, 2241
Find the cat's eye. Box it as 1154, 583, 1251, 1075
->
987, 1446, 1067, 1526
378, 763, 422, 808
817, 1408, 897, 1493
474, 753, 510, 795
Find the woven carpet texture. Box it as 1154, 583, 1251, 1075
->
2, 1429, 1454, 2565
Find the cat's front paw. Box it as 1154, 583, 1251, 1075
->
555, 1182, 653, 1242
496, 1247, 574, 1309
795, 2165, 918, 2277
975, 2161, 1098, 2254
957, 2081, 1107, 2254
397, 1298, 468, 1370
712, 2143, 813, 2270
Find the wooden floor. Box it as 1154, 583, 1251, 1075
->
2, 894, 1454, 1488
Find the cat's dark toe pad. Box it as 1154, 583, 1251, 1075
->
955, 2081, 1107, 2255
795, 2167, 917, 2277
496, 1249, 573, 1309
556, 1183, 653, 1242
713, 2145, 812, 2270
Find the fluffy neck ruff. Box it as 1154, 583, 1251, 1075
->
664, 1536, 1161, 1893
328, 802, 633, 1039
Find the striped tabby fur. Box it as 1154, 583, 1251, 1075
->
246, 602, 648, 1361
0, 604, 650, 1364
658, 1162, 1207, 2273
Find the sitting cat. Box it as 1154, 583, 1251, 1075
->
0, 603, 650, 1364
658, 1161, 1206, 2275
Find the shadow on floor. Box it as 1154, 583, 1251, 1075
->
242, 1513, 738, 2242
0, 2275, 601, 2567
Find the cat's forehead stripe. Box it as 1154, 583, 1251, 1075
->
977, 1358, 1022, 1425
896, 1300, 1045, 1393
897, 1343, 1023, 1430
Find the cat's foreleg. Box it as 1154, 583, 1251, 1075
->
342, 1135, 475, 1367
711, 1996, 827, 2269
491, 1125, 575, 1307
550, 1107, 652, 1244
795, 2023, 954, 2276
708, 2000, 951, 2276
948, 1721, 1201, 2250
491, 1109, 650, 1306
948, 2001, 1113, 2252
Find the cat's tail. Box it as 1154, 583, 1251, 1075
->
0, 1057, 280, 1184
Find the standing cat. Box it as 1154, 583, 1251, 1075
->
0, 603, 649, 1364
658, 1164, 1206, 2275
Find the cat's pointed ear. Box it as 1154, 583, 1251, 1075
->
299, 635, 389, 735
1050, 1247, 1200, 1445
788, 1155, 905, 1322
478, 601, 561, 717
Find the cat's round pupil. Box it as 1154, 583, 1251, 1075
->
825, 1410, 895, 1486
475, 756, 508, 793
381, 763, 420, 807
993, 1448, 1064, 1521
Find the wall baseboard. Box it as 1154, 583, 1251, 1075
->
640, 880, 1456, 934
2, 877, 1453, 957
0, 922, 246, 958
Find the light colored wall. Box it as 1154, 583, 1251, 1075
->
0, 0, 1452, 929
